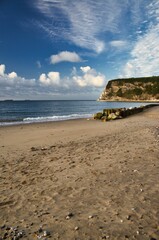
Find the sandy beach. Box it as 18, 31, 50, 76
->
0, 106, 159, 240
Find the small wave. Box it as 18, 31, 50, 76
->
0, 121, 24, 126
0, 113, 92, 126
23, 113, 92, 123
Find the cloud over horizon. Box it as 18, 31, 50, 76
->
73, 66, 106, 87
0, 64, 35, 86
0, 64, 37, 99
0, 63, 106, 99
39, 72, 60, 85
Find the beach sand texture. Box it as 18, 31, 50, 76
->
0, 106, 159, 240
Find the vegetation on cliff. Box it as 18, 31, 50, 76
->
99, 76, 159, 101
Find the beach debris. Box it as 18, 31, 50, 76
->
74, 226, 79, 231
41, 147, 48, 151
34, 228, 51, 239
31, 147, 38, 151
43, 230, 50, 237
136, 230, 140, 235
126, 215, 131, 220
0, 225, 25, 240
66, 212, 74, 219
101, 236, 110, 239
0, 224, 52, 240
38, 226, 43, 233
88, 215, 94, 219
0, 225, 6, 230
124, 235, 129, 238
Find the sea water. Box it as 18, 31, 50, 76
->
0, 100, 149, 126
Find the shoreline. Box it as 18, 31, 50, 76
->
0, 117, 92, 128
1, 103, 158, 128
0, 106, 159, 239
98, 99, 159, 102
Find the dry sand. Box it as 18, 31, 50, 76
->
0, 106, 159, 240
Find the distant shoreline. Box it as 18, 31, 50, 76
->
98, 99, 159, 103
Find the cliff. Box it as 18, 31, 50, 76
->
99, 76, 159, 102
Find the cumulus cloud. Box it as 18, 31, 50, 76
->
0, 64, 36, 86
73, 66, 105, 87
50, 51, 82, 64
0, 64, 38, 99
80, 66, 91, 73
8, 72, 18, 79
39, 71, 60, 85
0, 63, 106, 99
0, 64, 5, 76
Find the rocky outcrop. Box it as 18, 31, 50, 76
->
99, 76, 159, 101
93, 104, 158, 121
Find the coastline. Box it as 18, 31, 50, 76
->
97, 99, 159, 102
0, 106, 159, 239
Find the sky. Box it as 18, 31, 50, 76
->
0, 0, 159, 100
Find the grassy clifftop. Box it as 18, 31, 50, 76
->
99, 76, 159, 101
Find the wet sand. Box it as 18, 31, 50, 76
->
0, 106, 159, 240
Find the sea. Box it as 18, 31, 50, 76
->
0, 100, 150, 126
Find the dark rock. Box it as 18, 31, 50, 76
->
94, 112, 103, 120
31, 147, 38, 151
43, 230, 51, 237
38, 227, 43, 233
66, 212, 74, 219
3, 232, 8, 239
125, 235, 129, 238
1, 224, 6, 229
101, 116, 107, 122
41, 147, 48, 151
108, 113, 118, 120
5, 226, 11, 231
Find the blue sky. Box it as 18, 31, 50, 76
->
0, 0, 159, 100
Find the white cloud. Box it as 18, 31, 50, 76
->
50, 51, 82, 64
0, 63, 106, 99
0, 64, 5, 76
80, 66, 91, 73
39, 71, 60, 85
122, 1, 159, 78
8, 72, 18, 79
73, 66, 105, 87
0, 64, 36, 86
